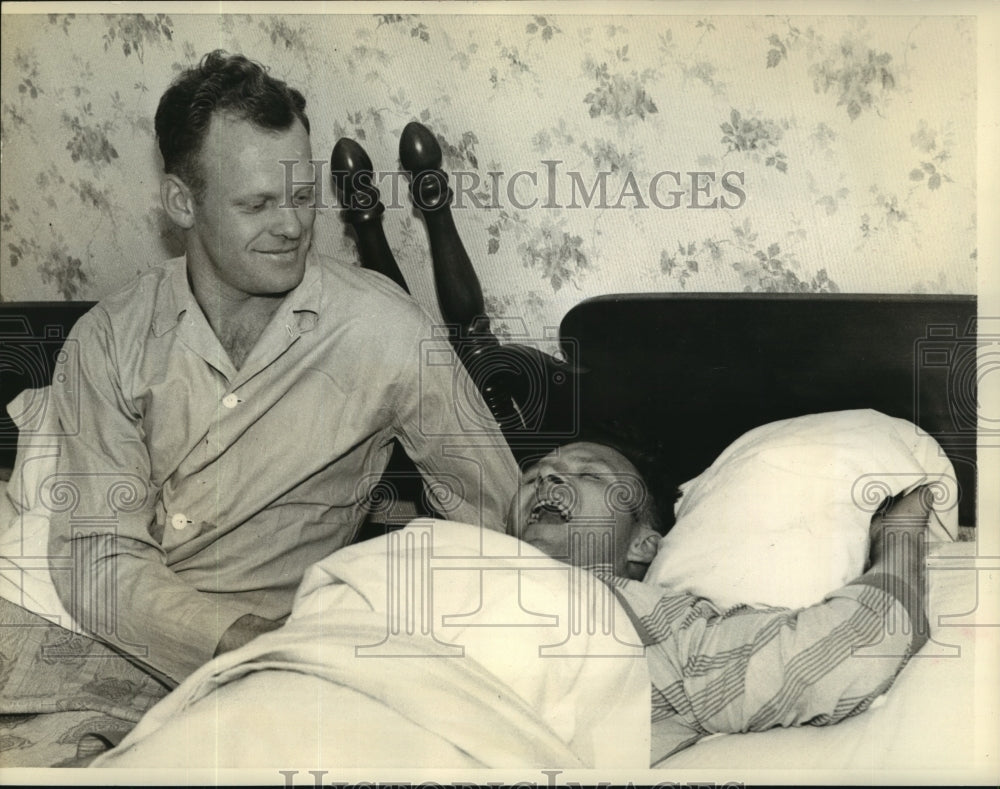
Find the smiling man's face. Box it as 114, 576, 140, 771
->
507, 442, 659, 577
185, 113, 317, 300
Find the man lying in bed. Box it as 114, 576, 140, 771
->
507, 441, 930, 765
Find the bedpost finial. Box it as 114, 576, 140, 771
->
399, 121, 442, 173
329, 137, 408, 292
330, 138, 376, 205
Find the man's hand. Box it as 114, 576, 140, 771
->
868, 485, 933, 570
865, 485, 933, 649
214, 613, 284, 657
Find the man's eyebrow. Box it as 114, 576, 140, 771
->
234, 191, 277, 202
233, 187, 312, 205
573, 456, 616, 472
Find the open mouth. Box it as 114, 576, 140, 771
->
527, 497, 573, 526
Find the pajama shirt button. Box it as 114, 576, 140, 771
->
171, 513, 190, 530
222, 393, 239, 408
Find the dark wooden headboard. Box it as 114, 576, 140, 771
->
559, 293, 977, 528
0, 301, 97, 470
2, 293, 975, 527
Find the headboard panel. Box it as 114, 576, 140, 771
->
0, 301, 97, 469
560, 293, 978, 527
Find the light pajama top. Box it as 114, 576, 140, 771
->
46, 253, 518, 682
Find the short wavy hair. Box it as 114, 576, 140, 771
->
154, 50, 310, 201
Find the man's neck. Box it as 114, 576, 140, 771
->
187, 266, 289, 371
213, 297, 285, 371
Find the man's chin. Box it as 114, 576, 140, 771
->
258, 263, 306, 296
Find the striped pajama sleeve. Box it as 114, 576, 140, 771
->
592, 567, 924, 763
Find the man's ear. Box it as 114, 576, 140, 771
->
160, 174, 196, 230
626, 525, 660, 565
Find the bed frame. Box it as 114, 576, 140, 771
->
0, 122, 978, 528
333, 122, 979, 528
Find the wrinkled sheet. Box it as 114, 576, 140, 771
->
94, 520, 651, 769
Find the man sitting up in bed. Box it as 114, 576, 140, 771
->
44, 50, 518, 685
508, 441, 930, 765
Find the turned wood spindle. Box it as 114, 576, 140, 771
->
331, 138, 410, 293
399, 121, 530, 432
398, 121, 492, 337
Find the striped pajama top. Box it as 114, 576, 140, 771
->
590, 567, 927, 765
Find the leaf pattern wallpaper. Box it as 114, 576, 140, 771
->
0, 12, 977, 347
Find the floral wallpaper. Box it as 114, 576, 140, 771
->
0, 12, 977, 347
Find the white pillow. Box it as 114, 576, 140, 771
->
643, 409, 959, 610
0, 386, 81, 631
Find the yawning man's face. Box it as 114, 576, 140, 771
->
507, 442, 655, 576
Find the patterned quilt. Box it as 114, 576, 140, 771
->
0, 597, 170, 767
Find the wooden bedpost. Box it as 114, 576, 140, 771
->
398, 121, 489, 335
331, 137, 410, 293
399, 121, 529, 433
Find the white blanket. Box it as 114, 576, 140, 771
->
93, 520, 651, 769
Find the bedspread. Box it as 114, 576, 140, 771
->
94, 520, 652, 769
0, 596, 170, 767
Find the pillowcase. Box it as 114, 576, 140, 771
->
643, 409, 959, 610
0, 386, 81, 632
